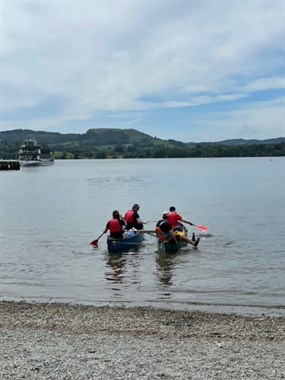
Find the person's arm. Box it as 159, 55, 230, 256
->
167, 222, 177, 242
119, 219, 126, 228
135, 211, 146, 225
169, 229, 178, 243
103, 221, 110, 234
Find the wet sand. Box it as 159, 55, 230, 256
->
1, 301, 284, 379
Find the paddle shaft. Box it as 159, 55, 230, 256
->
90, 232, 105, 246
137, 230, 156, 234
145, 220, 208, 232
178, 220, 209, 232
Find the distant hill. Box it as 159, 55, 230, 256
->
197, 138, 285, 146
0, 128, 284, 159
0, 128, 165, 146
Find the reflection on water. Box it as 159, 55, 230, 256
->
105, 254, 127, 284
155, 252, 176, 287
105, 251, 142, 284
104, 250, 145, 299
1, 158, 284, 316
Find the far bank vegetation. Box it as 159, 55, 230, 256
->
0, 128, 284, 159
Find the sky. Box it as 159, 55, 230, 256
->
1, 1, 284, 142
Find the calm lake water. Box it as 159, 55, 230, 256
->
1, 158, 284, 316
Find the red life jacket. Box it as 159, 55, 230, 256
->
168, 212, 181, 227
109, 219, 122, 233
124, 210, 135, 223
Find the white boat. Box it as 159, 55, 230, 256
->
19, 138, 54, 167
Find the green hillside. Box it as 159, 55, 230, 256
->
0, 128, 284, 159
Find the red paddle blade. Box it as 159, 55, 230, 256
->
196, 225, 209, 232
90, 240, 98, 247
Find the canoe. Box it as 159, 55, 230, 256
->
158, 238, 187, 254
107, 231, 144, 253
157, 225, 189, 253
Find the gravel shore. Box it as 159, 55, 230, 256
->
1, 301, 284, 379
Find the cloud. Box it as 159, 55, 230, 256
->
1, 1, 284, 141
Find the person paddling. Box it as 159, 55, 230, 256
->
160, 210, 200, 248
168, 206, 209, 233
124, 204, 144, 230
168, 206, 195, 230
156, 212, 178, 243
104, 210, 126, 239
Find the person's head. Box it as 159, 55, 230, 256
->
132, 203, 140, 211
162, 211, 169, 219
112, 210, 120, 219
169, 206, 176, 212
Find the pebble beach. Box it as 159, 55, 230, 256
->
1, 301, 284, 379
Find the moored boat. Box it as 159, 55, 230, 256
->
19, 138, 54, 167
107, 230, 144, 253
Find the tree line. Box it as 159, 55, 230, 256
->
0, 129, 284, 159
2, 142, 284, 159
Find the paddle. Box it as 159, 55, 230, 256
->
90, 232, 105, 247
193, 224, 209, 232
144, 232, 157, 238
145, 220, 208, 232
168, 220, 209, 232
136, 230, 156, 234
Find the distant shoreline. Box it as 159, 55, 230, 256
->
1, 128, 284, 160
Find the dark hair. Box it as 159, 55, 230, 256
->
132, 203, 140, 210
169, 206, 176, 212
112, 210, 120, 218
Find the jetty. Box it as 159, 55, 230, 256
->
0, 160, 20, 170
